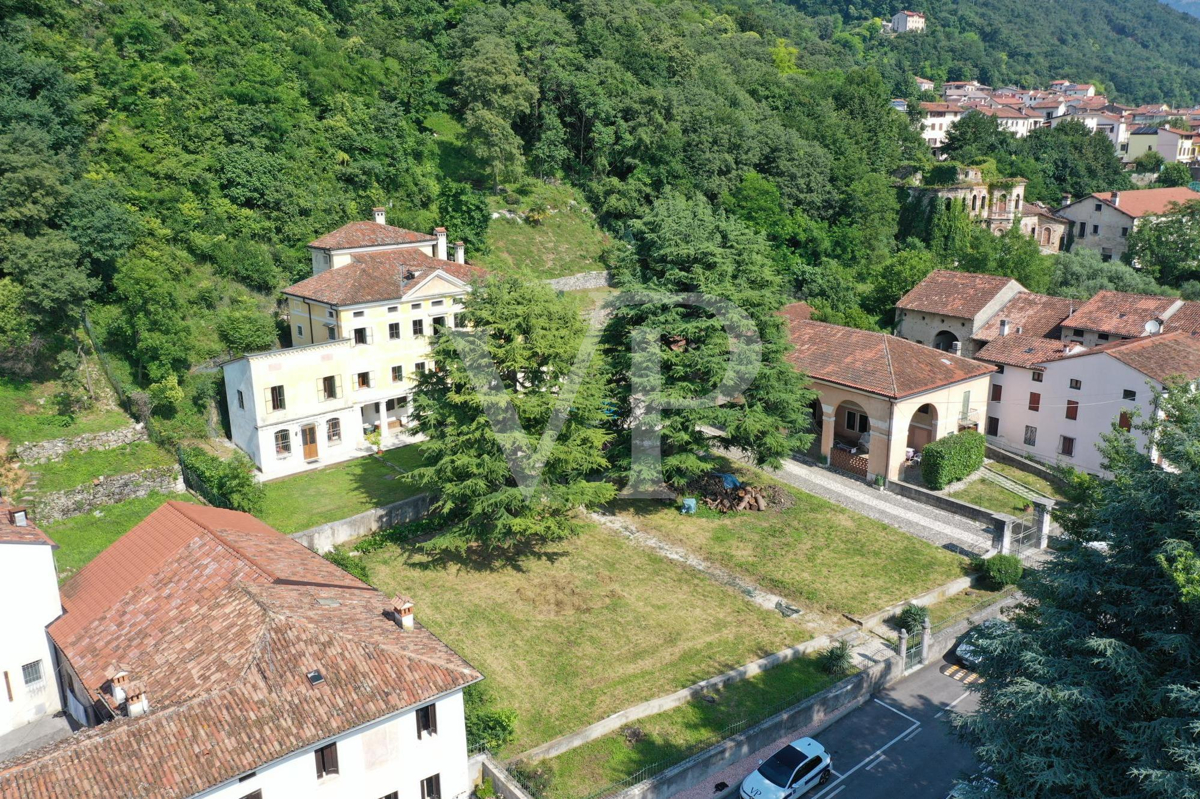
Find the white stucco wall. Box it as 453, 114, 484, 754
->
985, 355, 1155, 476
0, 541, 63, 735
198, 691, 471, 799
1058, 199, 1137, 261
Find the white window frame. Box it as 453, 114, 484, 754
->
275, 429, 292, 458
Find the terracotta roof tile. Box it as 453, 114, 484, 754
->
785, 319, 993, 399
1062, 290, 1183, 337
1089, 187, 1200, 219
0, 500, 55, 546
973, 293, 1075, 342
1, 503, 480, 799
975, 335, 1075, 369
778, 301, 814, 324
896, 270, 1020, 319
1041, 332, 1200, 383
1161, 301, 1200, 335
284, 249, 487, 306
308, 221, 435, 250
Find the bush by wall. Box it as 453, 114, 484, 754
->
895, 604, 929, 635
178, 446, 264, 514
921, 430, 986, 490
978, 553, 1024, 587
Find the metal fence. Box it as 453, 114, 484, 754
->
929, 586, 1019, 637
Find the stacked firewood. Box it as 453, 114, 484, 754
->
689, 473, 771, 512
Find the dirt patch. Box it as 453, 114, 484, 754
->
515, 573, 606, 617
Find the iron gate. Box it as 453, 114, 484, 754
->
1010, 511, 1039, 555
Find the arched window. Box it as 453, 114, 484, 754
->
971, 195, 979, 212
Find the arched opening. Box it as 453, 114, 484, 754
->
1014, 194, 1022, 213
1041, 227, 1052, 246
933, 330, 960, 352
834, 400, 871, 452
996, 193, 1009, 215
906, 403, 939, 454
971, 194, 979, 212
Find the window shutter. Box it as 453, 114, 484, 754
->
263, 388, 272, 409
316, 378, 326, 401
327, 743, 339, 774
429, 702, 438, 735
335, 374, 343, 397
315, 748, 323, 778
366, 327, 374, 344
369, 370, 377, 388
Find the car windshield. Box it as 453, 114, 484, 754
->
759, 746, 807, 788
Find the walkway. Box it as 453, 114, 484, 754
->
721, 449, 994, 556
981, 466, 1049, 504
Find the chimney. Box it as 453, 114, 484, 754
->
951, 341, 962, 355
110, 670, 130, 705
434, 227, 448, 261
999, 319, 1010, 337
392, 595, 414, 631
1061, 193, 1072, 207
373, 207, 387, 225
1111, 192, 1120, 207
6, 505, 28, 526
454, 241, 465, 264
126, 690, 149, 718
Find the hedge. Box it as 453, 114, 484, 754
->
178, 446, 265, 514
921, 429, 986, 490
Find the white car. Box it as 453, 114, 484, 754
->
740, 738, 832, 799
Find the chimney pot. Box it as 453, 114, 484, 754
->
1111, 192, 1120, 207
392, 595, 415, 631
454, 241, 465, 264
373, 207, 387, 225
126, 691, 149, 718
999, 319, 1010, 337
110, 671, 130, 704
434, 228, 448, 261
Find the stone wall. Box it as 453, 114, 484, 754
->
291, 492, 431, 553
15, 424, 148, 465
33, 465, 184, 524
545, 270, 611, 292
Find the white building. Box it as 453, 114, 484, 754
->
223, 209, 485, 479
0, 502, 63, 740
1054, 111, 1128, 153
891, 11, 926, 33
970, 106, 1042, 138
0, 501, 481, 799
919, 102, 967, 153
1057, 187, 1200, 262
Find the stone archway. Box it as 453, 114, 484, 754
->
1041, 226, 1052, 246
906, 403, 939, 452
932, 330, 960, 352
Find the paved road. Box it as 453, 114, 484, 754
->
805, 659, 981, 799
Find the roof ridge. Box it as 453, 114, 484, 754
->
882, 335, 898, 397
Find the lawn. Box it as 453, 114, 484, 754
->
949, 479, 1032, 517
985, 462, 1068, 501
613, 465, 967, 621
926, 584, 1010, 628
360, 522, 805, 754
258, 451, 423, 533
0, 377, 129, 447
529, 656, 839, 799
380, 443, 426, 472
43, 491, 198, 582
27, 442, 176, 494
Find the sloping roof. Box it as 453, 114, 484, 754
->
1089, 187, 1200, 219
784, 320, 993, 400
308, 221, 436, 250
1, 503, 480, 799
975, 335, 1074, 369
778, 301, 814, 325
1161, 301, 1200, 335
1062, 290, 1183, 337
1021, 201, 1068, 222
896, 270, 1021, 319
920, 102, 962, 113
1039, 332, 1200, 383
0, 501, 55, 546
284, 249, 487, 306
973, 292, 1075, 342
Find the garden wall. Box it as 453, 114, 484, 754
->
15, 424, 148, 465
33, 465, 184, 524
291, 492, 431, 553
886, 479, 1008, 530
545, 270, 611, 291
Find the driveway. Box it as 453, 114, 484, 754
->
674, 656, 982, 799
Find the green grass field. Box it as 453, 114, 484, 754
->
985, 462, 1068, 501
361, 523, 806, 754
949, 479, 1032, 517
380, 444, 426, 472
27, 441, 176, 494
43, 492, 199, 582
614, 464, 967, 620
258, 449, 423, 533
530, 655, 839, 799
0, 378, 129, 447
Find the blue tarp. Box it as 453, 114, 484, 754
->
713, 472, 742, 490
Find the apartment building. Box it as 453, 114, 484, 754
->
1057, 187, 1200, 262
891, 10, 926, 33
0, 502, 480, 799
223, 210, 484, 479
919, 102, 967, 153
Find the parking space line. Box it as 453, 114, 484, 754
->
829, 770, 842, 778
865, 755, 886, 770
934, 691, 972, 720
904, 728, 922, 741
808, 718, 920, 799
873, 698, 920, 725
824, 787, 845, 799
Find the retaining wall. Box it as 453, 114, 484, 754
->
33, 465, 184, 524
984, 445, 1070, 491
849, 575, 975, 632
15, 424, 148, 464
545, 270, 611, 292
885, 479, 1007, 530
290, 492, 431, 553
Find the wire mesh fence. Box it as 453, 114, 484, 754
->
929, 586, 1019, 637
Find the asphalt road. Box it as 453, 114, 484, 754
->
803, 658, 982, 799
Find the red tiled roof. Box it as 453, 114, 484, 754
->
1062, 290, 1183, 337
975, 335, 1075, 369
896, 270, 1020, 319
3, 503, 480, 799
0, 501, 55, 546
973, 292, 1075, 342
778, 301, 814, 324
785, 320, 994, 400
920, 102, 962, 113
1090, 187, 1200, 219
1161, 301, 1200, 335
308, 221, 436, 250
1040, 332, 1200, 383
284, 249, 487, 306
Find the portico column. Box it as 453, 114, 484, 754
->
820, 405, 835, 462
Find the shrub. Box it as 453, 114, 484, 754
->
475, 778, 495, 799
323, 546, 369, 583
896, 603, 929, 635
465, 684, 517, 751
921, 429, 986, 490
819, 639, 854, 677
981, 553, 1023, 587
217, 305, 276, 355
179, 446, 265, 514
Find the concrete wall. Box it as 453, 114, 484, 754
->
884, 479, 1003, 530
545, 271, 611, 292
291, 492, 431, 553
15, 424, 148, 465
0, 540, 63, 735
849, 576, 975, 632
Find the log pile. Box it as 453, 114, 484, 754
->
689, 472, 771, 513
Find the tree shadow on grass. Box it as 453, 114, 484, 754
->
394, 534, 573, 576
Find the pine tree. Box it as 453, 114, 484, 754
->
954, 383, 1200, 798
407, 278, 615, 552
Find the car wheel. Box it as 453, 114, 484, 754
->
819, 770, 831, 785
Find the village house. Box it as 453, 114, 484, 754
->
919, 102, 967, 153
894, 270, 1026, 357
908, 166, 1029, 236
782, 304, 994, 482
1056, 186, 1200, 262
0, 501, 64, 747
222, 209, 485, 479
891, 10, 926, 33
1019, 201, 1069, 253
970, 105, 1042, 138
1053, 110, 1128, 153
1124, 126, 1198, 165
914, 76, 935, 93
0, 501, 480, 799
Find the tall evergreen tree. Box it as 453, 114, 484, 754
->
955, 384, 1200, 798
